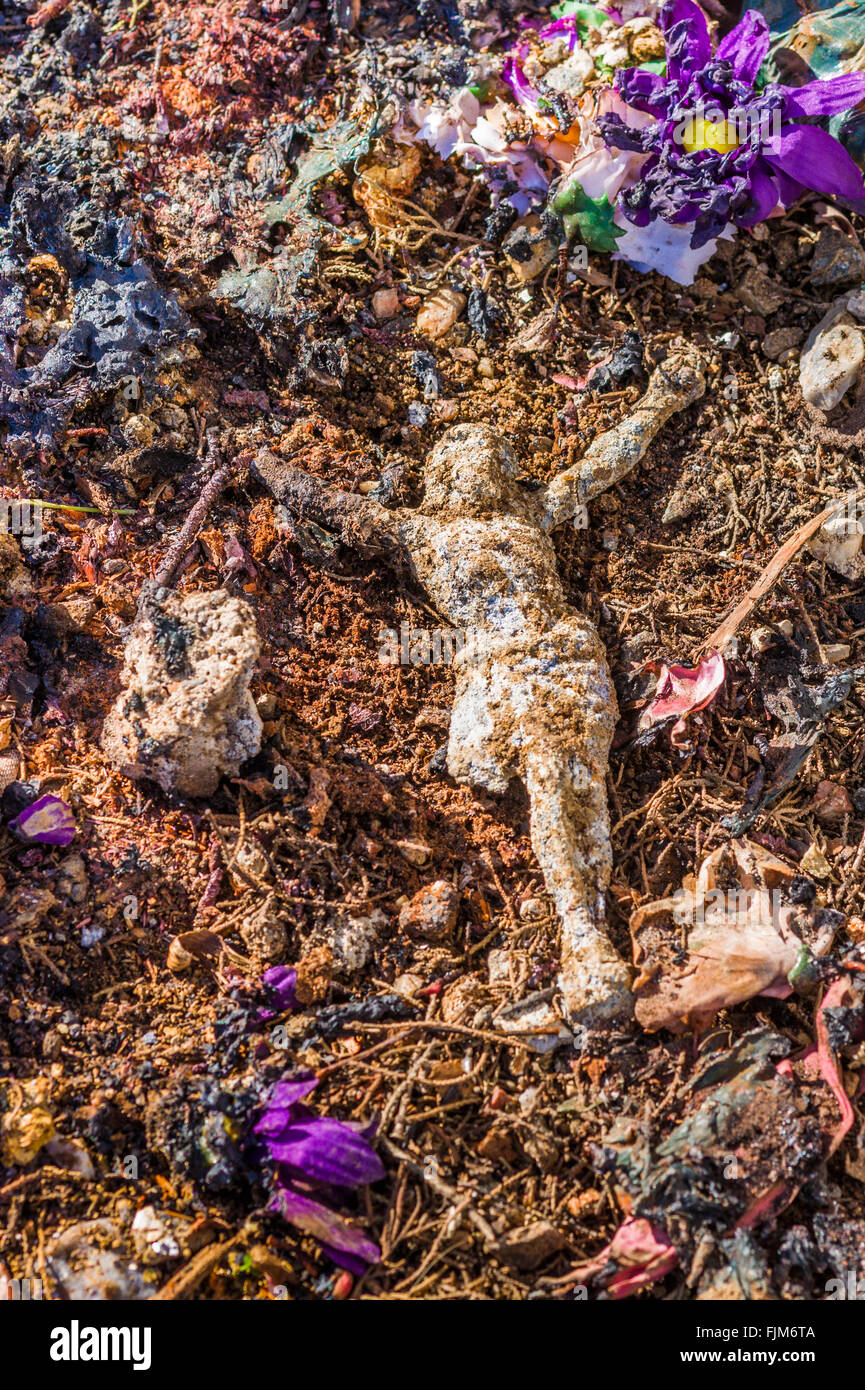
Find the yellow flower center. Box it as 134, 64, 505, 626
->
681, 116, 742, 154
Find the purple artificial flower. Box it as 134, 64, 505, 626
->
599, 0, 865, 247
503, 14, 585, 113
538, 16, 582, 52
502, 55, 544, 114
252, 1075, 384, 1273
9, 793, 76, 846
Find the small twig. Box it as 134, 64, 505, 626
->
151, 435, 234, 591
702, 488, 864, 655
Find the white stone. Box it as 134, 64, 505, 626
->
800, 318, 865, 411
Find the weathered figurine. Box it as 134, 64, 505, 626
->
254, 344, 705, 1026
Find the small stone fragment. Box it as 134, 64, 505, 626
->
0, 1077, 54, 1165
496, 1220, 567, 1270
398, 880, 459, 941
822, 642, 851, 663
325, 911, 382, 973
102, 587, 262, 798
800, 318, 865, 411
810, 226, 865, 288
735, 267, 786, 317
761, 326, 802, 361
812, 780, 853, 825
395, 838, 433, 867
800, 842, 831, 880
503, 221, 558, 283
416, 288, 466, 341
47, 1220, 151, 1301
372, 287, 399, 319
239, 895, 289, 963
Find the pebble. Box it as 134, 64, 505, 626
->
372, 287, 399, 319
398, 879, 459, 941
325, 910, 383, 973
812, 779, 853, 825
761, 326, 803, 361
408, 400, 429, 427
800, 842, 831, 880
495, 1221, 567, 1271
799, 319, 865, 411
735, 266, 786, 317
395, 838, 433, 867
810, 226, 865, 288
518, 896, 546, 921
822, 642, 851, 663
416, 288, 466, 341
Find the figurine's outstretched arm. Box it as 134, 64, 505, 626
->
538, 344, 706, 534
252, 448, 403, 552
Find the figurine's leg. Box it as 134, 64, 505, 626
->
523, 742, 634, 1027
446, 643, 517, 795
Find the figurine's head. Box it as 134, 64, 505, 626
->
421, 424, 520, 513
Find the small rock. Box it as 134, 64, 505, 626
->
812, 780, 853, 825
399, 880, 459, 941
800, 319, 865, 411
239, 894, 288, 962
440, 975, 487, 1023
518, 897, 546, 921
102, 586, 261, 797
496, 1220, 567, 1271
0, 1077, 54, 1165
750, 626, 776, 653
131, 1205, 185, 1263
435, 398, 459, 421
372, 287, 399, 319
521, 1130, 560, 1172
416, 288, 466, 341
662, 485, 700, 525
408, 400, 429, 427
395, 838, 433, 867
294, 944, 334, 1004
810, 226, 865, 288
47, 1220, 151, 1301
44, 1136, 95, 1178
325, 911, 383, 973
735, 267, 786, 317
503, 221, 558, 283
393, 971, 424, 998
487, 948, 517, 985
761, 326, 803, 361
476, 1124, 519, 1163
822, 642, 851, 663
497, 994, 571, 1053
56, 853, 88, 903
800, 842, 831, 880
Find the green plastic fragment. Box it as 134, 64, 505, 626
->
550, 1, 610, 31
552, 180, 625, 251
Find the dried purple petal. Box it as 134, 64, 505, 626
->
9, 793, 76, 846
269, 1182, 381, 1268
270, 1116, 386, 1187
252, 1074, 382, 1268
262, 964, 298, 1012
